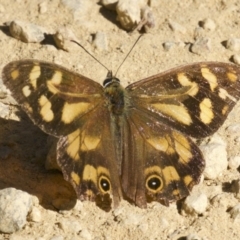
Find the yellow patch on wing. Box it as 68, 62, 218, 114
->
177, 72, 199, 96
218, 88, 237, 102
222, 105, 229, 115
38, 95, 54, 122
67, 129, 80, 161
147, 137, 169, 152
22, 85, 31, 97
49, 71, 62, 85
83, 164, 97, 184
24, 102, 33, 113
61, 102, 91, 124
29, 65, 41, 89
183, 175, 193, 186
227, 72, 237, 82
152, 103, 192, 125
199, 98, 214, 124
144, 166, 162, 177
81, 134, 101, 151
173, 132, 192, 164
162, 166, 180, 185
147, 136, 175, 154
71, 171, 80, 185
201, 67, 218, 91
11, 69, 19, 80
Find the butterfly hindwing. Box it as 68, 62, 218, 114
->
122, 108, 204, 207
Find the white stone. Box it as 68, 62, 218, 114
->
230, 204, 240, 222
232, 54, 240, 65
0, 188, 32, 233
53, 27, 78, 52
200, 135, 228, 180
28, 207, 42, 222
226, 38, 240, 51
186, 233, 202, 240
228, 156, 240, 169
168, 20, 186, 33
9, 20, 45, 43
80, 229, 92, 240
182, 193, 208, 215
116, 0, 149, 30
59, 219, 82, 233
93, 31, 109, 51
200, 18, 216, 31
38, 1, 48, 14
101, 0, 118, 10
191, 37, 211, 55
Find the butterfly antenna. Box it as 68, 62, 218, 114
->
114, 34, 142, 77
71, 40, 110, 73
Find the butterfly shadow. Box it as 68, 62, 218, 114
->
0, 111, 77, 211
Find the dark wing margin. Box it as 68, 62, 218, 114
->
126, 62, 240, 138
2, 60, 105, 136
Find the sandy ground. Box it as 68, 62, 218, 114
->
0, 0, 240, 239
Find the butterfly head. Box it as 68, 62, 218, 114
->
103, 70, 120, 88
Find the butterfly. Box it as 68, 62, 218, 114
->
2, 60, 240, 209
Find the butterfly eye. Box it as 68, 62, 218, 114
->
146, 175, 163, 193
99, 176, 111, 193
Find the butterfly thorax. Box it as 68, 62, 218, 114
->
104, 79, 127, 116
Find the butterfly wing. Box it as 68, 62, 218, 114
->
122, 62, 240, 206
2, 60, 122, 209
127, 62, 240, 138
122, 108, 204, 207
2, 60, 104, 136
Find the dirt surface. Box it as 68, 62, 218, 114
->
0, 0, 240, 239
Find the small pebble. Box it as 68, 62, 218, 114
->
200, 135, 228, 180
80, 229, 92, 240
200, 18, 216, 31
116, 0, 141, 30
168, 20, 186, 34
53, 27, 78, 52
225, 38, 240, 51
28, 207, 42, 222
59, 219, 82, 233
230, 204, 240, 222
101, 0, 118, 10
232, 54, 240, 65
9, 20, 45, 43
38, 1, 48, 14
227, 123, 240, 133
93, 31, 109, 51
191, 37, 211, 55
162, 42, 175, 51
186, 233, 203, 240
0, 188, 32, 233
182, 192, 208, 215
228, 156, 240, 170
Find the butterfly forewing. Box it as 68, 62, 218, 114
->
2, 60, 105, 136
127, 62, 240, 138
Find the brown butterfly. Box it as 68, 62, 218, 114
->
2, 60, 240, 209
